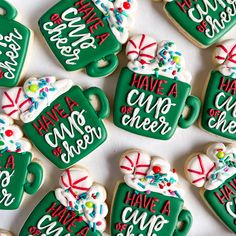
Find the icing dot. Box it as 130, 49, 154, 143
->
173, 56, 180, 64
123, 2, 131, 9
29, 84, 39, 93
96, 221, 102, 226
217, 151, 225, 159
152, 166, 162, 173
5, 130, 13, 137
86, 202, 94, 208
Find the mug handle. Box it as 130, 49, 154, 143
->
173, 209, 193, 236
83, 87, 110, 119
24, 162, 43, 195
178, 95, 201, 129
0, 0, 17, 20
86, 54, 119, 77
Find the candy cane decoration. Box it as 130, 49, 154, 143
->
214, 40, 236, 67
120, 150, 151, 178
59, 168, 93, 198
2, 87, 31, 120
126, 34, 157, 65
186, 154, 216, 188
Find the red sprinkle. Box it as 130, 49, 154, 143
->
153, 166, 162, 174
5, 129, 13, 137
96, 221, 102, 226
123, 2, 131, 9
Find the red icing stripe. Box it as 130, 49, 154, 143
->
73, 176, 88, 185
136, 164, 150, 168
127, 51, 138, 55
129, 39, 137, 48
135, 171, 146, 176
19, 98, 31, 108
7, 110, 18, 116
136, 152, 140, 165
15, 88, 22, 104
2, 91, 14, 108
192, 177, 205, 184
125, 155, 134, 167
120, 166, 132, 171
139, 34, 145, 49
141, 42, 157, 51
216, 44, 228, 53
187, 155, 205, 175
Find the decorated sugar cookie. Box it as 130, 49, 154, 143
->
0, 114, 43, 210
201, 40, 236, 140
1, 76, 110, 169
111, 150, 192, 236
0, 0, 32, 87
155, 0, 236, 48
38, 0, 137, 77
20, 167, 108, 235
113, 34, 201, 140
0, 230, 14, 236
185, 143, 236, 233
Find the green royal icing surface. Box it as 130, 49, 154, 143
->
201, 70, 236, 140
164, 0, 236, 47
111, 182, 192, 236
0, 0, 31, 87
23, 85, 109, 169
0, 152, 43, 210
38, 0, 121, 77
20, 191, 102, 236
113, 67, 200, 140
204, 174, 236, 233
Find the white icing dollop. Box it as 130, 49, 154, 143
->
126, 35, 192, 83
92, 0, 137, 44
2, 76, 73, 123
186, 143, 236, 191
0, 114, 31, 153
120, 150, 184, 198
214, 39, 236, 78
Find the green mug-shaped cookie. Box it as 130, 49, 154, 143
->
0, 113, 43, 210
38, 0, 137, 77
186, 143, 236, 233
2, 76, 110, 169
0, 0, 32, 87
0, 152, 43, 210
113, 35, 200, 140
111, 150, 192, 236
20, 167, 108, 235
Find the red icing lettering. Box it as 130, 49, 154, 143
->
124, 191, 136, 206
175, 0, 192, 13
42, 115, 55, 130
156, 80, 167, 95
5, 155, 14, 169
167, 83, 178, 97
76, 226, 89, 236
161, 200, 171, 216
32, 119, 47, 136
214, 185, 235, 204
65, 96, 79, 112
218, 77, 236, 95
96, 33, 110, 45
150, 198, 159, 213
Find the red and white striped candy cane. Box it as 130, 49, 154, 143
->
2, 87, 31, 120
126, 34, 157, 65
59, 168, 93, 199
120, 150, 151, 178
